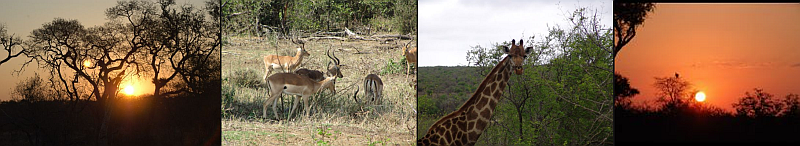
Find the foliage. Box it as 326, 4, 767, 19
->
652, 75, 693, 113
733, 88, 784, 118
21, 0, 219, 101
11, 73, 50, 102
379, 58, 405, 75
614, 73, 639, 106
392, 0, 417, 34
781, 94, 800, 117
613, 2, 655, 58
229, 69, 262, 88
222, 0, 416, 36
312, 127, 339, 146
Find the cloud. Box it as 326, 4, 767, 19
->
419, 0, 611, 66
692, 60, 776, 69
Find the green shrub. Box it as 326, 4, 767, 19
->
379, 58, 404, 75
392, 0, 417, 34
230, 69, 262, 88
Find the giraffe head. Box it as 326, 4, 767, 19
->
502, 39, 533, 75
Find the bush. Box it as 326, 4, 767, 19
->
230, 69, 263, 88
392, 0, 417, 34
223, 0, 417, 36
379, 58, 405, 75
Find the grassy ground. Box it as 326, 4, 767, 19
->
221, 35, 417, 145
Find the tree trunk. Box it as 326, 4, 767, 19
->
98, 99, 112, 146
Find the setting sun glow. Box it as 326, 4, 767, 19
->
83, 60, 92, 67
123, 85, 135, 95
695, 91, 706, 102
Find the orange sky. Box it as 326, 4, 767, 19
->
0, 0, 207, 101
615, 4, 800, 112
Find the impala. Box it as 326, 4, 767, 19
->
363, 74, 383, 105
402, 41, 417, 79
264, 73, 336, 119
263, 45, 311, 82
292, 49, 344, 93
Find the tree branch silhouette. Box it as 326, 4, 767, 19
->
0, 24, 25, 66
613, 3, 655, 58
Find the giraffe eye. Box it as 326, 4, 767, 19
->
522, 55, 527, 58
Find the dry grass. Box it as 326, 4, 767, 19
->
221, 35, 417, 145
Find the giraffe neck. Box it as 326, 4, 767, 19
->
419, 56, 512, 145
456, 55, 512, 118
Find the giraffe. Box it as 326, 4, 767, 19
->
418, 39, 532, 146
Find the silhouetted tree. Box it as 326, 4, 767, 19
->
24, 18, 127, 102
614, 73, 639, 106
652, 74, 691, 111
613, 3, 655, 58
24, 17, 140, 145
733, 88, 783, 118
11, 73, 48, 102
120, 0, 220, 96
780, 93, 800, 117
0, 24, 25, 66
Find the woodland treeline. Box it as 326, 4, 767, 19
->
222, 0, 417, 37
615, 74, 800, 143
0, 0, 220, 145
418, 8, 613, 145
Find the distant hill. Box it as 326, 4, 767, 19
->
418, 66, 486, 118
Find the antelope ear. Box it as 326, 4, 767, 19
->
525, 47, 533, 54
502, 46, 510, 53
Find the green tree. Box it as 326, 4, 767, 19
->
464, 8, 613, 145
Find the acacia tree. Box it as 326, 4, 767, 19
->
652, 75, 692, 110
23, 17, 144, 145
733, 88, 783, 118
23, 18, 135, 102
121, 0, 220, 97
613, 3, 655, 58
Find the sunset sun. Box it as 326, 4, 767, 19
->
123, 85, 135, 95
83, 60, 92, 67
695, 91, 706, 102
